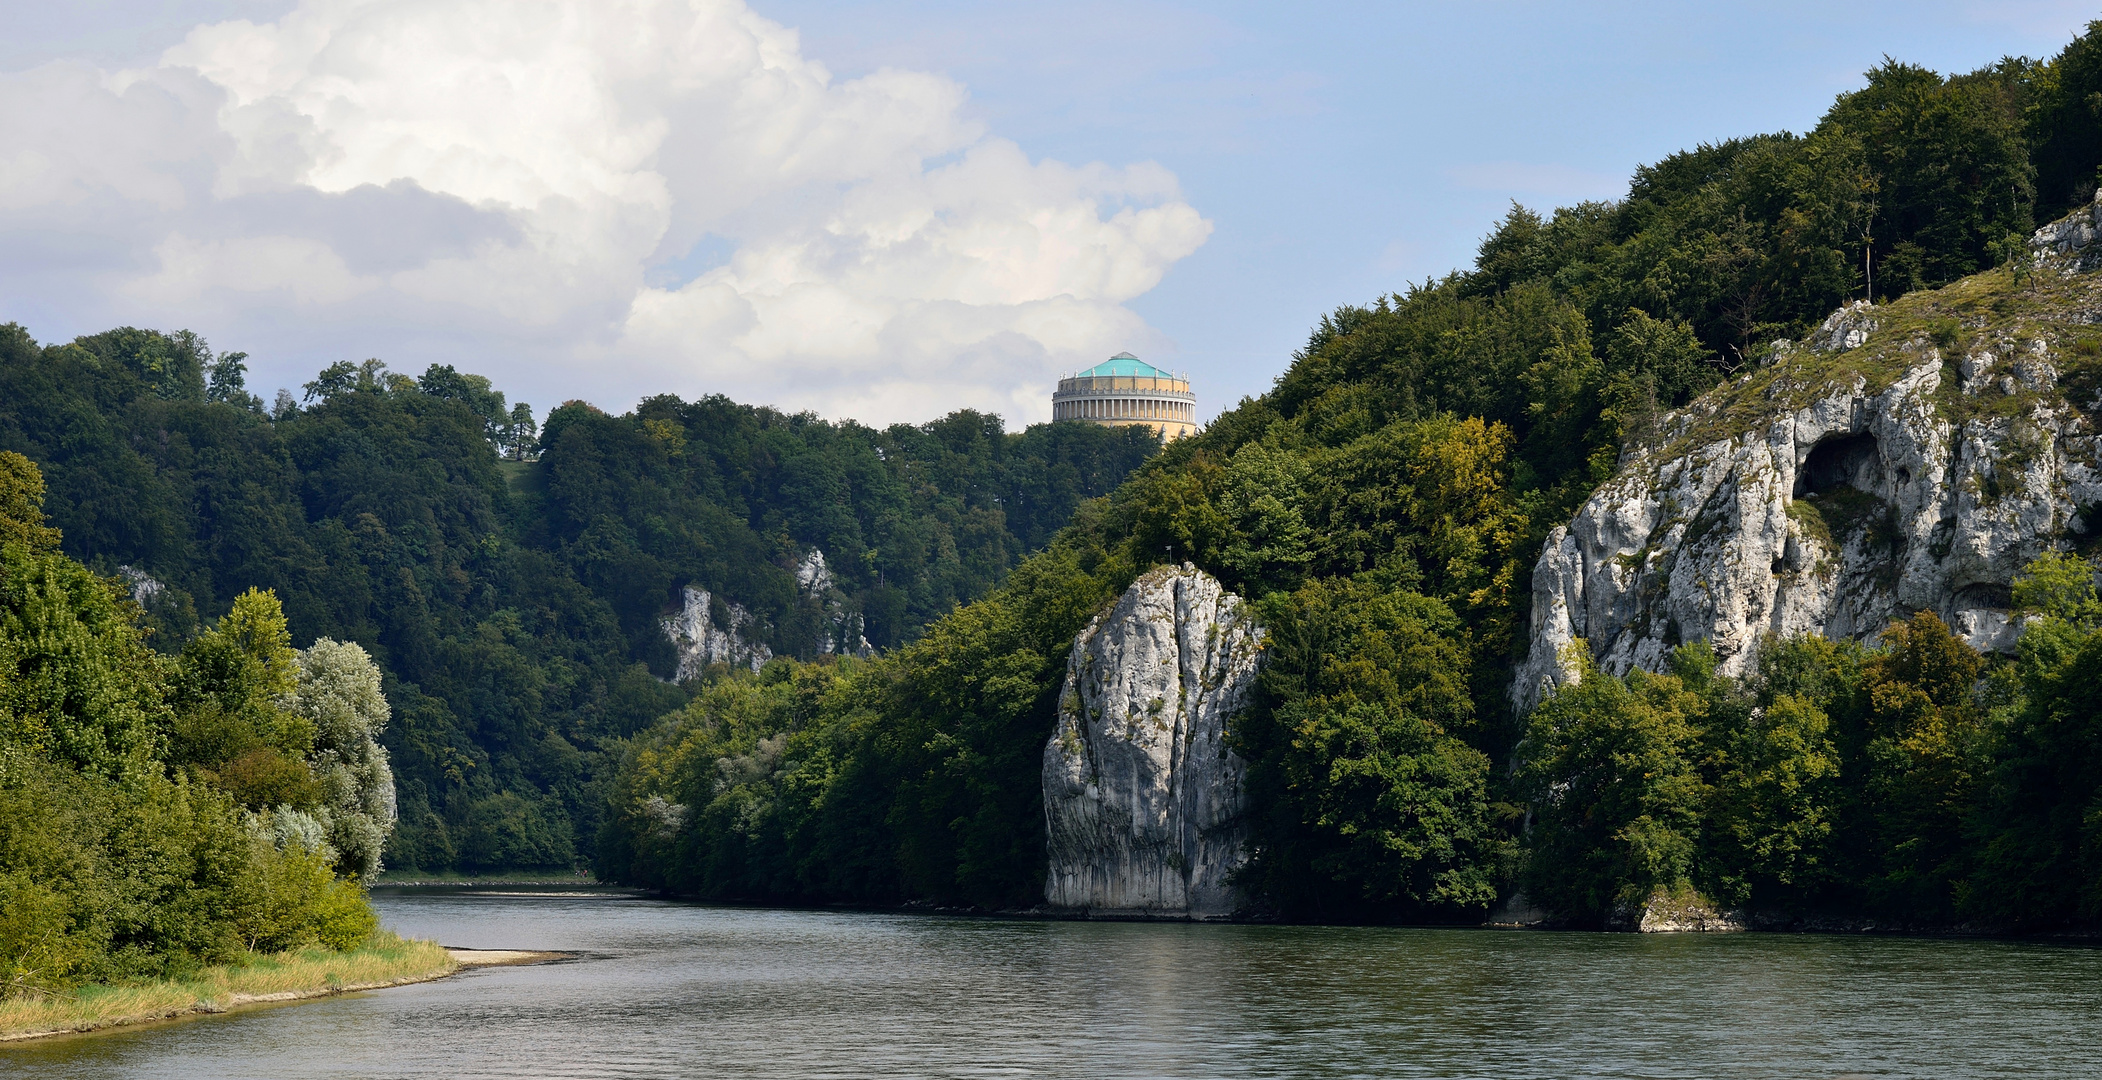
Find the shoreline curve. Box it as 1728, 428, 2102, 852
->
2, 946, 567, 1046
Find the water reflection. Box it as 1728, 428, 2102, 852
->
9, 887, 2100, 1078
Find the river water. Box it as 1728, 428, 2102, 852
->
10, 886, 2101, 1078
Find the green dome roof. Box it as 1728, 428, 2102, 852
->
1076, 352, 1172, 379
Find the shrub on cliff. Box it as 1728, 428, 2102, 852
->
1519, 645, 1722, 923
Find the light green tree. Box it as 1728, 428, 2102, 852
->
287, 638, 396, 880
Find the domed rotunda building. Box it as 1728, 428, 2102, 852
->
1051, 353, 1197, 441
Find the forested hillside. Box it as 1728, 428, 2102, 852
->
0, 331, 1157, 874
600, 25, 2102, 927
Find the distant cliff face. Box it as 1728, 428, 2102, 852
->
1515, 197, 2102, 714
663, 548, 873, 680
664, 584, 773, 678
1042, 565, 1264, 919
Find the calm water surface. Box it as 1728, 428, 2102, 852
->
10, 887, 2101, 1078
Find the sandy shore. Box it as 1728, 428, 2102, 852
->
445, 948, 570, 966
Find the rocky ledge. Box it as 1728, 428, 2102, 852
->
1515, 195, 2102, 713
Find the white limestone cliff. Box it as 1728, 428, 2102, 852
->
796, 549, 874, 658
664, 548, 876, 680
114, 564, 166, 607
1514, 195, 2102, 715
664, 585, 772, 678
1042, 564, 1264, 919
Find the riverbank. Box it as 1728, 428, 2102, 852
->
373, 870, 600, 887
1, 932, 458, 1044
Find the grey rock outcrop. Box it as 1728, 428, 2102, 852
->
2032, 188, 2102, 267
1042, 565, 1264, 919
664, 585, 772, 678
796, 549, 874, 658
1513, 202, 2102, 714
663, 548, 876, 680
1815, 299, 1878, 352
114, 564, 166, 607
1608, 888, 1746, 933
795, 548, 832, 595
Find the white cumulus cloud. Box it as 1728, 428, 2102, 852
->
0, 0, 1211, 425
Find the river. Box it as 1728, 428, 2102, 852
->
10, 886, 2102, 1078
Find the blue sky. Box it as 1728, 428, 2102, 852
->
2, 1, 2096, 424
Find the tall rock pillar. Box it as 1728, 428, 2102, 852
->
1042, 564, 1263, 919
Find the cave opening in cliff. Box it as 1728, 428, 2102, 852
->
1795, 433, 1884, 498
1953, 582, 2015, 611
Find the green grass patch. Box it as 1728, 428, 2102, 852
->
0, 931, 454, 1042
1786, 498, 1834, 550
494, 459, 545, 496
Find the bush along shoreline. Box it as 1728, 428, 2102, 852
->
596, 554, 2102, 938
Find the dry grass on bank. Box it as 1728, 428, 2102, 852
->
0, 932, 456, 1043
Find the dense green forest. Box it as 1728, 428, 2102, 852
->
597, 24, 2102, 927
0, 330, 1158, 875
1, 453, 385, 993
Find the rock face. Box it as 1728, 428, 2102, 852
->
114, 564, 166, 607
1514, 197, 2102, 714
795, 549, 874, 658
664, 585, 773, 678
2034, 192, 2102, 268
663, 548, 874, 680
1609, 888, 1746, 933
1042, 565, 1264, 919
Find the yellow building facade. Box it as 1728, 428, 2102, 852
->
1051, 353, 1197, 441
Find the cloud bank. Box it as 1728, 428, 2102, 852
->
0, 0, 1211, 424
